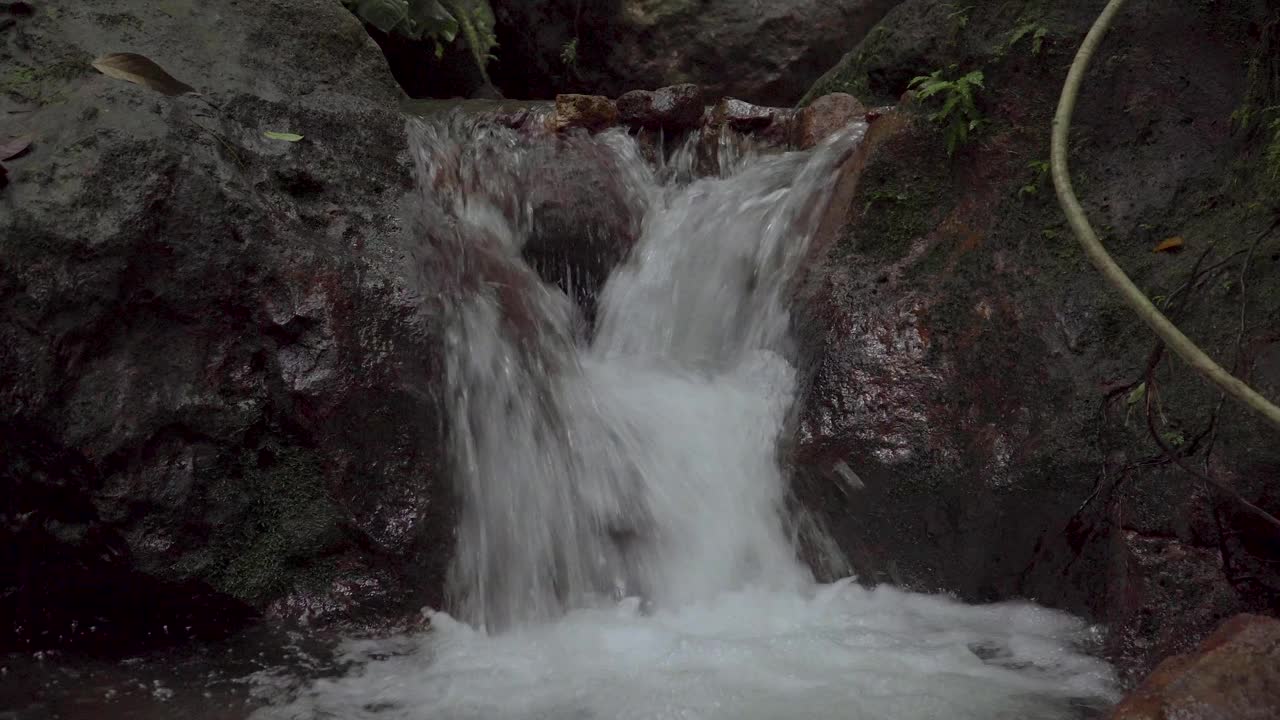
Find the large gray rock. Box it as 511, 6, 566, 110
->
790, 0, 1280, 682
0, 0, 453, 648
491, 0, 905, 105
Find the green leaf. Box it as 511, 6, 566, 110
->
914, 80, 951, 100
1126, 382, 1147, 407
410, 0, 459, 42
1032, 27, 1047, 55
345, 0, 411, 34
263, 131, 304, 142
444, 0, 498, 83
1007, 23, 1036, 48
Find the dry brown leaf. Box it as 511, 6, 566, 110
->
0, 135, 32, 161
91, 53, 195, 96
1154, 236, 1185, 253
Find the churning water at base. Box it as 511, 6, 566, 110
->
254, 115, 1118, 719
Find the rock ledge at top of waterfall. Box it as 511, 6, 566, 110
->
547, 87, 874, 153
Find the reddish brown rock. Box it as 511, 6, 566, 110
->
1109, 614, 1280, 720
521, 136, 643, 324
795, 93, 867, 149
617, 84, 705, 130
553, 94, 619, 132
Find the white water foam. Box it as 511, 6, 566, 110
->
262, 583, 1115, 720
252, 115, 1118, 720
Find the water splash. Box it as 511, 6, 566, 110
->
263, 583, 1116, 720
254, 113, 1118, 719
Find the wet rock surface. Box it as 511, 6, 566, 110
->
790, 0, 1280, 681
795, 93, 868, 149
0, 0, 453, 648
522, 137, 645, 326
616, 84, 705, 131
490, 0, 905, 105
552, 93, 618, 133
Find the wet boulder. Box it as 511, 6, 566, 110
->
795, 93, 868, 149
1109, 614, 1280, 720
489, 0, 906, 105
553, 93, 618, 133
790, 0, 1280, 682
617, 84, 706, 131
0, 0, 453, 649
522, 137, 644, 327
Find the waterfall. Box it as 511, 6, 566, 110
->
254, 113, 1119, 720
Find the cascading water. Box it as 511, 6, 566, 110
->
255, 114, 1119, 720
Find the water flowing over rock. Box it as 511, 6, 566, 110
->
796, 93, 869, 149
413, 115, 861, 628
251, 107, 1119, 720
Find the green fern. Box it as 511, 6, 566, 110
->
1265, 112, 1280, 183
342, 0, 496, 77
1019, 159, 1051, 198
560, 38, 579, 71
448, 0, 498, 85
1002, 22, 1048, 57
908, 66, 986, 156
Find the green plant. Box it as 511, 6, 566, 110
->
1019, 159, 1051, 197
343, 0, 497, 80
1230, 12, 1279, 132
560, 37, 579, 72
864, 188, 908, 213
908, 65, 986, 156
945, 4, 973, 30
1002, 21, 1049, 57
1263, 113, 1280, 183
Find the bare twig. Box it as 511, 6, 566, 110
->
1203, 219, 1280, 456
1144, 377, 1280, 534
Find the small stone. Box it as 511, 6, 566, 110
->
1109, 614, 1280, 720
795, 93, 867, 149
553, 94, 618, 133
618, 84, 704, 130
715, 97, 780, 130
616, 89, 654, 122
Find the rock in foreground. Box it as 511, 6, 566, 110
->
1109, 614, 1280, 720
